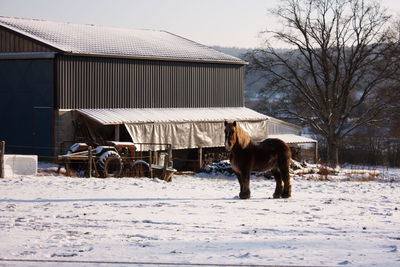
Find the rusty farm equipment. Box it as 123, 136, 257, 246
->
57, 141, 176, 181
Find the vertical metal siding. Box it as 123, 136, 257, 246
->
0, 27, 54, 53
56, 55, 244, 109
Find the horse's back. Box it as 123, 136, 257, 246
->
257, 138, 290, 155
252, 138, 291, 169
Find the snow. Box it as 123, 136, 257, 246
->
0, 17, 245, 64
77, 107, 268, 124
0, 164, 399, 266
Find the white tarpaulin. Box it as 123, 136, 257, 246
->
124, 120, 268, 149
77, 107, 269, 125
77, 107, 270, 150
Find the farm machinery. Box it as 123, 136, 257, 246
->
57, 141, 176, 181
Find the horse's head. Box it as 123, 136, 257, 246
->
224, 120, 237, 151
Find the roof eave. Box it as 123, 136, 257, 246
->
76, 108, 267, 125
62, 52, 248, 65
0, 52, 57, 60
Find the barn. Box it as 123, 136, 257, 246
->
0, 16, 315, 168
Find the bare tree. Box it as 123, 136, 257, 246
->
246, 0, 400, 166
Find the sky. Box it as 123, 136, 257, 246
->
1, 0, 400, 49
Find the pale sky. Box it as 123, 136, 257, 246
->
1, 0, 400, 48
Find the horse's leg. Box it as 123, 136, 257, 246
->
281, 161, 291, 198
239, 169, 251, 199
235, 171, 244, 197
271, 169, 283, 198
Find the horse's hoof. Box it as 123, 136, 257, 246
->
273, 193, 281, 199
239, 191, 251, 199
282, 193, 291, 198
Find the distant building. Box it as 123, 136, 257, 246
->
0, 17, 315, 167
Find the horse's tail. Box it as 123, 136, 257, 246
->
278, 142, 291, 177
278, 142, 292, 198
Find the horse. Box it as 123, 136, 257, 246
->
224, 120, 292, 199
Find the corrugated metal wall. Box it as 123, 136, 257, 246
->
0, 27, 53, 53
56, 55, 244, 109
267, 118, 301, 135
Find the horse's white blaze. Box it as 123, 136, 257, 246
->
225, 138, 230, 151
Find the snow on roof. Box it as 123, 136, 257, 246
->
0, 16, 246, 64
77, 107, 269, 125
269, 134, 317, 144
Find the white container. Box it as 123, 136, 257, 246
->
3, 154, 38, 177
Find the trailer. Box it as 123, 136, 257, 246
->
57, 141, 176, 181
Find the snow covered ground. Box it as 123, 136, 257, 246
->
0, 164, 399, 266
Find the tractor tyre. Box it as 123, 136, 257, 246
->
132, 160, 150, 177
96, 150, 123, 178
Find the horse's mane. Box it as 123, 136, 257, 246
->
235, 124, 252, 149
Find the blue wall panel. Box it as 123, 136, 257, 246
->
0, 59, 53, 157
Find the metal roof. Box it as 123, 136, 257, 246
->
0, 16, 246, 64
77, 107, 269, 125
269, 134, 317, 144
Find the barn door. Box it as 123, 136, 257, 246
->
32, 106, 53, 158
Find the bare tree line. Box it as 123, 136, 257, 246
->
243, 0, 400, 167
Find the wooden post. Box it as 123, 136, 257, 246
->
154, 150, 159, 165
168, 146, 173, 168
198, 147, 203, 170
161, 152, 169, 181
149, 150, 153, 178
0, 141, 5, 178
65, 159, 71, 177
88, 146, 92, 178
93, 157, 99, 177
314, 142, 319, 164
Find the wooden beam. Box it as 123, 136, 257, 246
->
149, 150, 153, 178
88, 146, 92, 178
161, 152, 169, 181
198, 147, 203, 170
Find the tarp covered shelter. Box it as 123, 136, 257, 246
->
269, 134, 318, 163
268, 134, 317, 145
77, 107, 269, 150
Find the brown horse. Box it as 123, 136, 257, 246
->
224, 121, 292, 199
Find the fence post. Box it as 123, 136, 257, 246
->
154, 150, 159, 165
149, 149, 153, 178
161, 152, 169, 181
0, 141, 5, 178
88, 146, 92, 178
168, 145, 173, 168
198, 147, 203, 170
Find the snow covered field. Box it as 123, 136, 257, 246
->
0, 165, 399, 266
